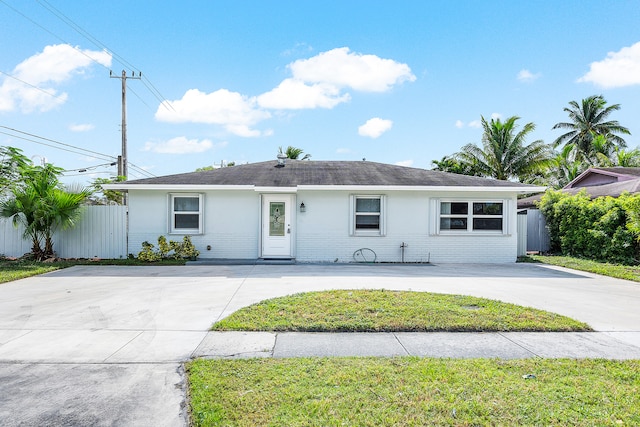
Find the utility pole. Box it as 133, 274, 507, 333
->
110, 70, 141, 180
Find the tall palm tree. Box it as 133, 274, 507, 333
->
552, 95, 630, 164
457, 116, 552, 181
279, 146, 311, 160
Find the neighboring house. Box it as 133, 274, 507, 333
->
517, 167, 640, 253
106, 158, 543, 263
518, 167, 640, 209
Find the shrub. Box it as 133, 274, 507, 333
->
137, 241, 162, 262
137, 236, 200, 262
538, 191, 640, 264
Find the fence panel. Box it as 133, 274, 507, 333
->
0, 206, 127, 259
0, 217, 32, 257
526, 208, 550, 253
517, 211, 528, 257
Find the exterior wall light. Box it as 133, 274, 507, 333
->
299, 202, 306, 212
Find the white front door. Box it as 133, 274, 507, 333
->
262, 195, 293, 258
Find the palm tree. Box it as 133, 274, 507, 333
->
279, 146, 311, 160
431, 155, 482, 176
0, 163, 89, 259
552, 95, 630, 164
596, 146, 640, 168
544, 145, 584, 188
457, 116, 552, 181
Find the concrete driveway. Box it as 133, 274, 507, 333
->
1, 263, 639, 426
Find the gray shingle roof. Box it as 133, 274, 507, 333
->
123, 160, 538, 188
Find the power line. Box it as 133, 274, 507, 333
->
0, 70, 68, 103
34, 0, 174, 110
0, 0, 110, 71
2, 0, 174, 112
35, 0, 139, 73
0, 126, 116, 161
0, 129, 112, 161
128, 162, 156, 178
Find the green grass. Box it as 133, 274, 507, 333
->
187, 357, 640, 427
0, 258, 186, 284
528, 255, 640, 283
212, 290, 591, 332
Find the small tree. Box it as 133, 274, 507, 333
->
0, 146, 29, 198
0, 163, 89, 259
90, 176, 126, 205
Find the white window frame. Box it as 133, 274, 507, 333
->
350, 195, 386, 236
169, 193, 204, 234
435, 199, 507, 235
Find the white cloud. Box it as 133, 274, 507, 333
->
0, 44, 111, 113
258, 47, 415, 110
358, 117, 393, 138
290, 47, 416, 92
490, 113, 502, 120
69, 123, 94, 132
578, 41, 640, 88
517, 69, 541, 83
143, 136, 214, 154
455, 120, 464, 129
336, 148, 352, 154
395, 160, 414, 167
155, 88, 271, 137
156, 47, 415, 133
257, 78, 350, 109
468, 120, 482, 129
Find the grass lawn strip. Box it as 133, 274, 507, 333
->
0, 259, 186, 285
530, 255, 640, 283
212, 289, 591, 332
188, 357, 640, 427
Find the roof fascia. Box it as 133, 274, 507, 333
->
103, 184, 546, 194
297, 185, 546, 193
102, 184, 256, 191
253, 187, 298, 193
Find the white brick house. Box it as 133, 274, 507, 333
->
107, 159, 543, 263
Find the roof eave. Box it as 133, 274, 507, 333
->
104, 183, 545, 193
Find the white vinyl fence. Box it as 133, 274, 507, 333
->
1, 205, 127, 259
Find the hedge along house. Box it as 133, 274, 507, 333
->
106, 158, 544, 263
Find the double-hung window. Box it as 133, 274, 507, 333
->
438, 201, 504, 233
351, 195, 385, 236
170, 193, 203, 234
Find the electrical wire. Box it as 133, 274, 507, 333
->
0, 126, 116, 161
0, 70, 68, 103
35, 0, 139, 73
1, 0, 175, 111
35, 0, 174, 111
128, 162, 156, 178
0, 130, 116, 163
0, 0, 111, 72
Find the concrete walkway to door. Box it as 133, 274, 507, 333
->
0, 263, 639, 426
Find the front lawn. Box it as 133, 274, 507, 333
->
212, 290, 591, 332
529, 255, 640, 283
0, 258, 186, 284
188, 357, 640, 426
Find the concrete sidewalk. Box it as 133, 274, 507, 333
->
194, 331, 640, 360
1, 263, 639, 426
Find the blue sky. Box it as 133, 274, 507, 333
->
2, 1, 640, 183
